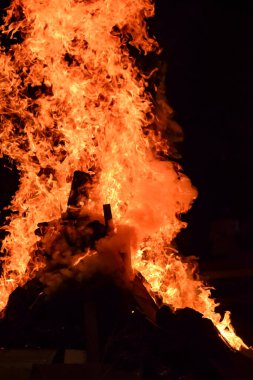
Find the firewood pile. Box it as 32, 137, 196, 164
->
0, 172, 252, 380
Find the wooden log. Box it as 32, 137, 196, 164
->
103, 204, 113, 233
66, 171, 94, 219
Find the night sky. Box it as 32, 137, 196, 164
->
0, 0, 253, 344
154, 0, 253, 258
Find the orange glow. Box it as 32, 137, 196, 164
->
0, 0, 249, 351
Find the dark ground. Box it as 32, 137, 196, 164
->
0, 0, 253, 347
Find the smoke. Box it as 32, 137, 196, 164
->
38, 213, 138, 293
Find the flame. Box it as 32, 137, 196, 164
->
0, 0, 249, 351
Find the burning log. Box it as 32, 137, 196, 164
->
29, 171, 134, 298
67, 171, 93, 209
103, 203, 113, 233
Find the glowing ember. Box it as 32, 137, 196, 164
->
0, 0, 249, 351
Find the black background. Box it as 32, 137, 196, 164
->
153, 0, 253, 257
155, 0, 253, 345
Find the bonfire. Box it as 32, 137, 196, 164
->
0, 0, 249, 355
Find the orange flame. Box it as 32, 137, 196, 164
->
0, 0, 249, 351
